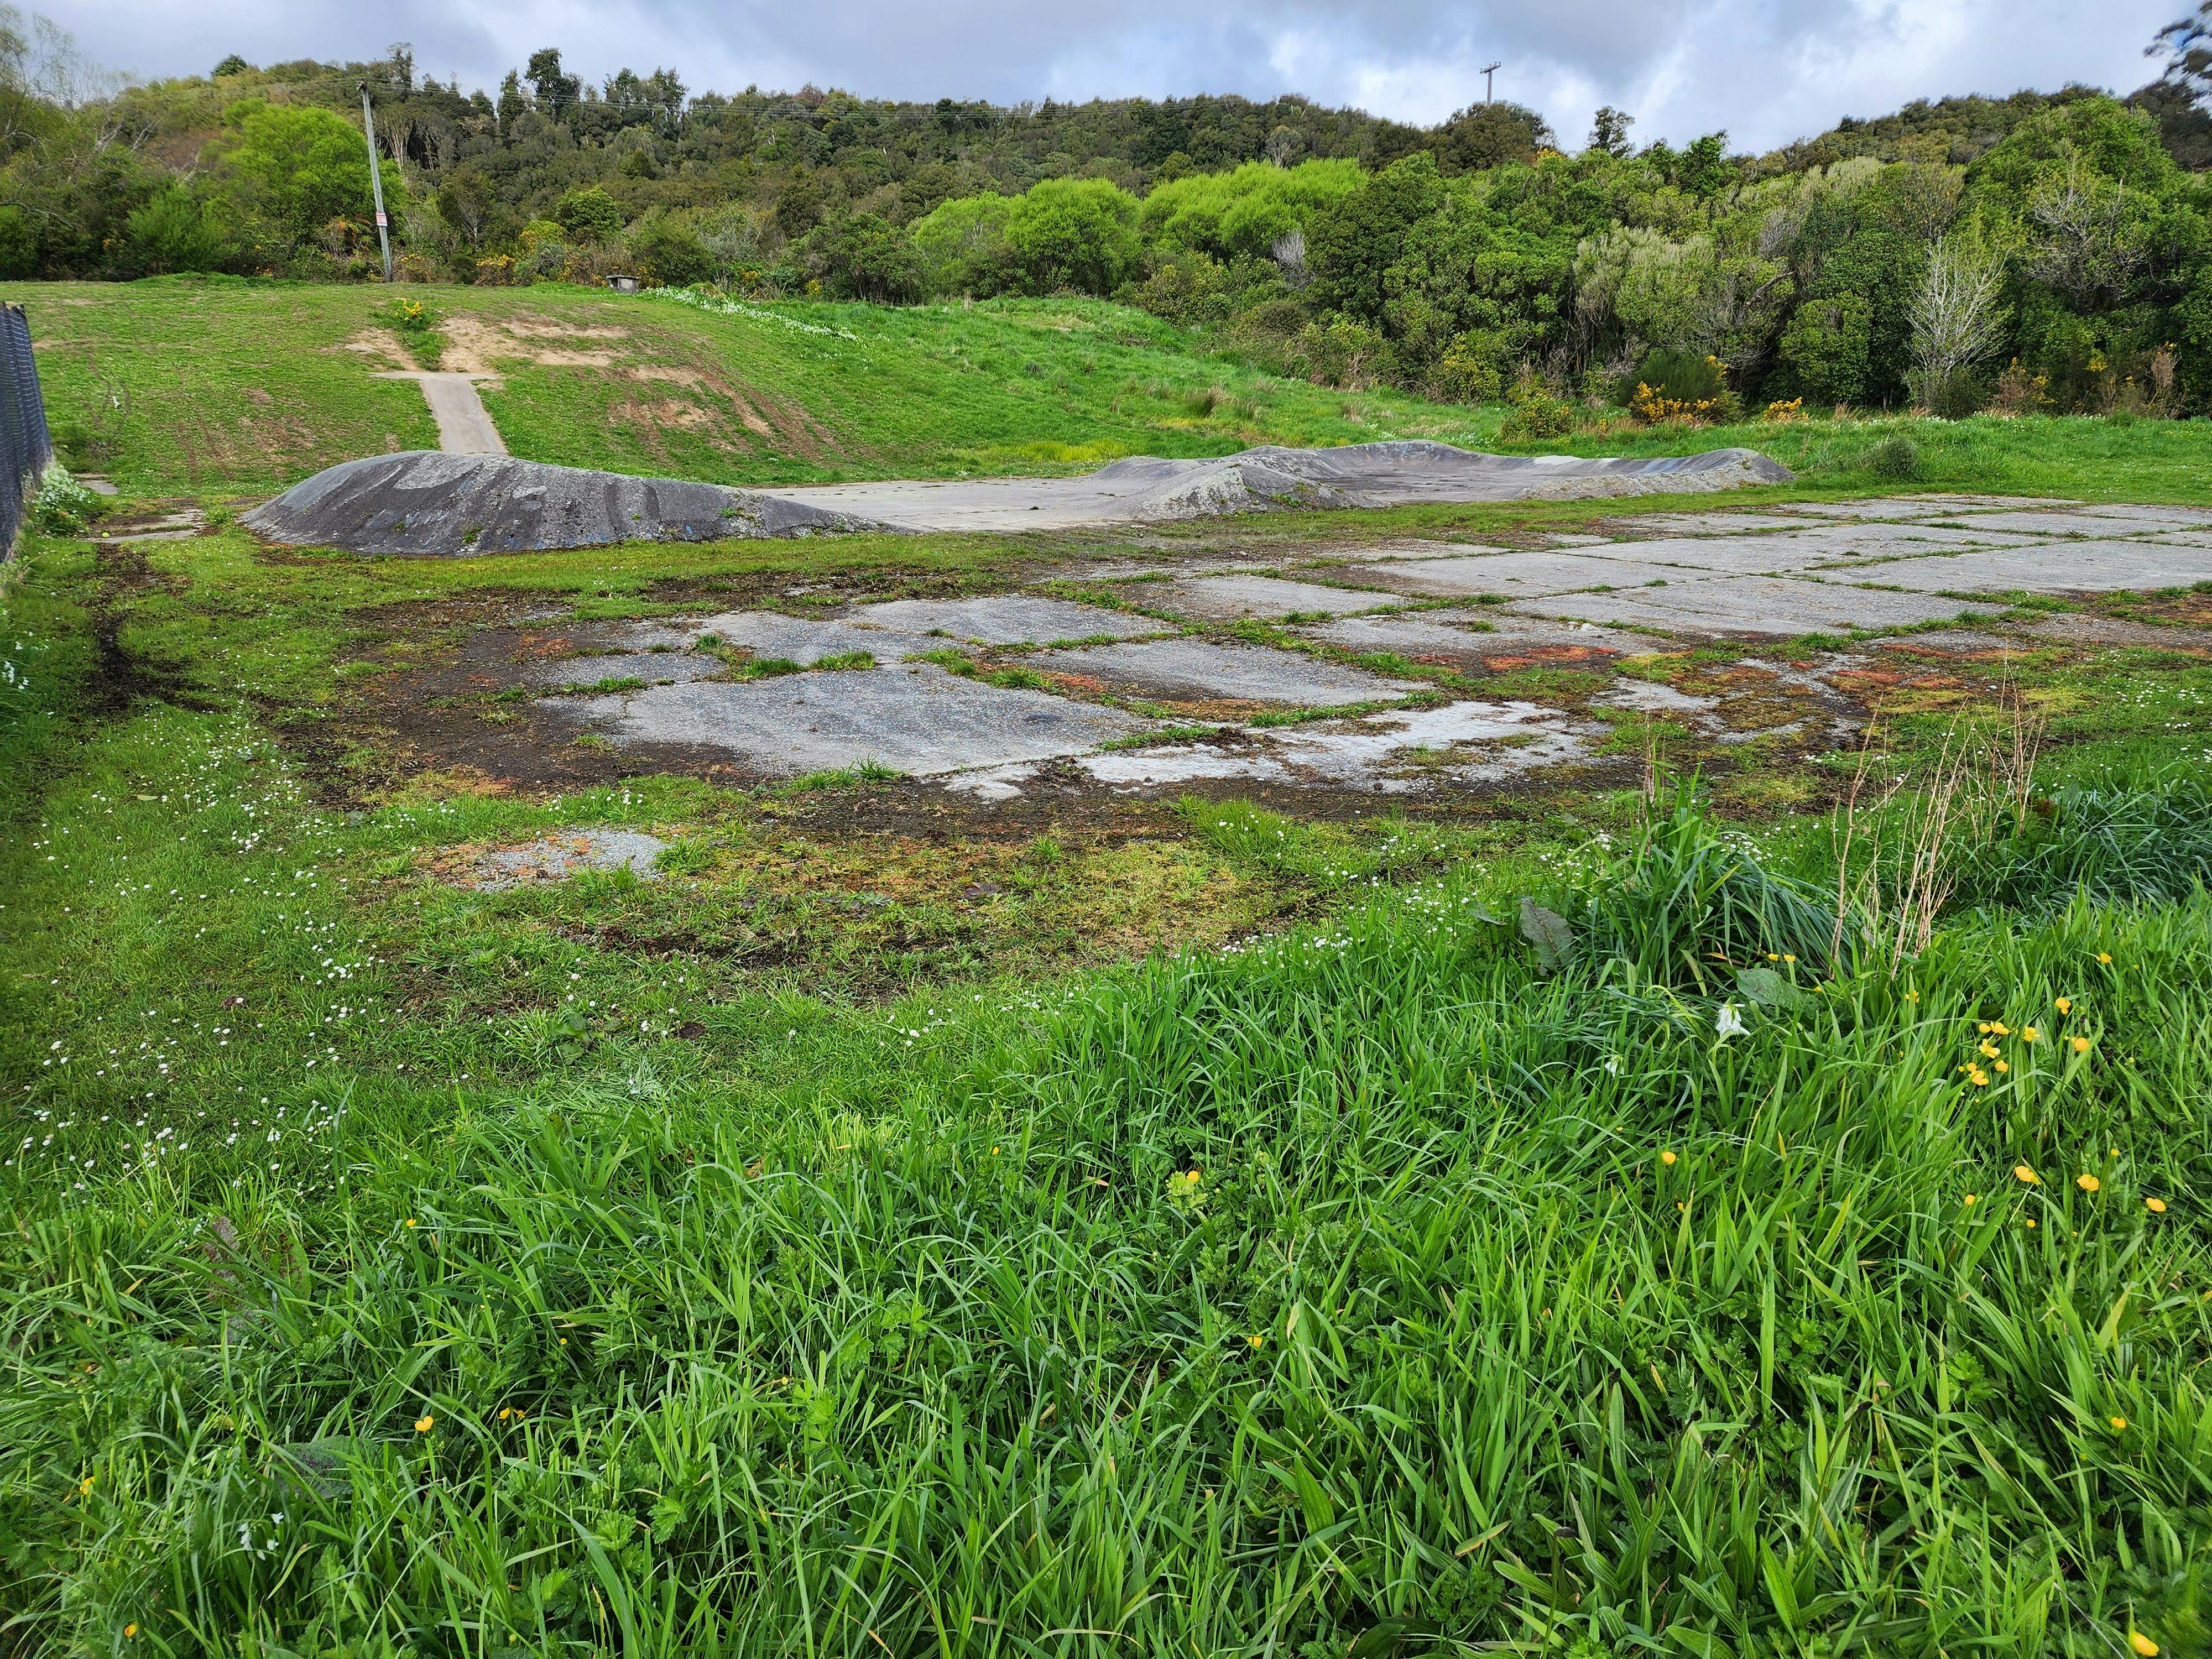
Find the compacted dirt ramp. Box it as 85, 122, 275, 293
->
247, 442, 1795, 555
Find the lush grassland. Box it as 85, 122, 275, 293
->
7, 281, 2212, 1655
16, 275, 2212, 510
4, 486, 2212, 1655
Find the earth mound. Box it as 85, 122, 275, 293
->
242, 452, 889, 557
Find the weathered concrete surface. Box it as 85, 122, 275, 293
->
549, 661, 1152, 776
1844, 540, 2212, 593
1516, 577, 1992, 635
1032, 638, 1416, 706
1147, 574, 1401, 621
245, 453, 890, 556
676, 611, 945, 663
754, 441, 1794, 530
1776, 494, 2076, 519
380, 373, 508, 456
527, 651, 727, 687
1299, 613, 1648, 664
950, 700, 1592, 799
1340, 550, 1723, 597
848, 594, 1162, 645
457, 830, 663, 890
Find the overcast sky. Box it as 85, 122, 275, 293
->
38, 0, 2184, 152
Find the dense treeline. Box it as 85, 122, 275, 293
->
7, 3, 2212, 415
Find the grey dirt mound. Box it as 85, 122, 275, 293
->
248, 441, 1796, 555
242, 452, 889, 557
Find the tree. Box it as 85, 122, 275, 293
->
1305, 151, 1447, 320
1433, 102, 1554, 173
799, 212, 922, 302
211, 54, 247, 77
630, 210, 714, 286
1004, 177, 1140, 293
1907, 232, 2008, 411
495, 70, 527, 138
436, 168, 497, 249
525, 47, 581, 120
218, 100, 401, 249
553, 186, 623, 244
1588, 107, 1634, 159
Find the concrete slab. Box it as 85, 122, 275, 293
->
1768, 523, 2054, 562
847, 594, 1164, 645
1843, 540, 2212, 594
1604, 512, 1832, 536
528, 651, 728, 687
1903, 510, 2163, 536
1147, 574, 1401, 621
1338, 550, 1718, 598
1032, 638, 1415, 706
2074, 504, 2212, 530
1572, 534, 1848, 575
457, 830, 663, 891
1776, 494, 2076, 519
1512, 577, 1993, 635
950, 698, 1591, 799
377, 371, 507, 456
1298, 613, 1650, 664
551, 661, 1152, 776
678, 611, 945, 664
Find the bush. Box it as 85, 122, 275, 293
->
1433, 331, 1505, 403
1289, 316, 1388, 389
1624, 348, 1740, 422
629, 213, 714, 289
1863, 434, 1922, 479
29, 463, 102, 534
1498, 392, 1577, 441
552, 187, 624, 246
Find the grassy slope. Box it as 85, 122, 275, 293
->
17, 275, 2212, 507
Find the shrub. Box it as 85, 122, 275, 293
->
552, 187, 624, 246
1761, 397, 1806, 423
1625, 349, 1739, 422
1863, 434, 1922, 479
29, 463, 102, 534
1987, 359, 2053, 416
629, 212, 714, 288
1433, 331, 1506, 403
1499, 393, 1577, 441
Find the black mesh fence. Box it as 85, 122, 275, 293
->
0, 301, 53, 555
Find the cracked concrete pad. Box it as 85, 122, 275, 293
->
672, 611, 947, 664
1572, 534, 1851, 575
2074, 504, 2212, 530
1514, 576, 1993, 635
1032, 638, 1415, 706
1766, 523, 2054, 562
847, 594, 1162, 645
1300, 539, 1510, 562
1342, 550, 1720, 599
1845, 540, 2212, 593
1297, 613, 1649, 664
1779, 494, 2077, 519
1147, 574, 1400, 621
951, 698, 1590, 799
550, 661, 1152, 776
1902, 509, 2167, 536
527, 651, 728, 687
456, 830, 664, 891
1596, 680, 1720, 714
1606, 512, 1834, 536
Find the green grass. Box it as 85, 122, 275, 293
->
7, 289, 2212, 1652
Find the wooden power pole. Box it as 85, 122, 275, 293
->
358, 81, 394, 283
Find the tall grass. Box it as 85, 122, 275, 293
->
6, 781, 2210, 1653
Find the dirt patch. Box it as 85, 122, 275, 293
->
436, 314, 508, 375
340, 330, 416, 372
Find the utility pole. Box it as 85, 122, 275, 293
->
358, 81, 394, 284
1480, 62, 1501, 104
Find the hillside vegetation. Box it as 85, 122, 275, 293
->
5, 13, 2212, 431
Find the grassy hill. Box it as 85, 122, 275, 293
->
19, 276, 2212, 512
9, 277, 1498, 499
